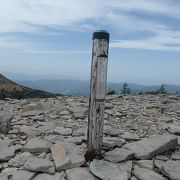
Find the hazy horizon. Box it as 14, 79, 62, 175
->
0, 0, 180, 85
2, 71, 180, 87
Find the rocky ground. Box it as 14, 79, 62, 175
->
0, 94, 180, 180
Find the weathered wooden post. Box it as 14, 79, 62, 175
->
86, 30, 110, 159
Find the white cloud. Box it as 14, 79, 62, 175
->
110, 30, 180, 51
26, 50, 90, 54
0, 0, 180, 52
0, 0, 179, 33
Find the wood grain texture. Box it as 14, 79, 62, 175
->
87, 37, 109, 157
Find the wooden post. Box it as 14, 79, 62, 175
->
86, 30, 110, 159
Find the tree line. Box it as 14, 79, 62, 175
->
107, 82, 167, 95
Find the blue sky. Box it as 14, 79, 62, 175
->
0, 0, 180, 85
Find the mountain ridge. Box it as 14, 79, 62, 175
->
0, 74, 57, 99
15, 78, 180, 96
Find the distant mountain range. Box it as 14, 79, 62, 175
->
0, 74, 57, 99
15, 79, 180, 96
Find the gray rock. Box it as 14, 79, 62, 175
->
103, 137, 126, 149
155, 155, 169, 161
119, 161, 133, 179
105, 103, 113, 109
89, 159, 128, 180
22, 110, 43, 117
65, 137, 83, 145
135, 160, 154, 170
44, 135, 64, 144
178, 136, 180, 146
8, 170, 36, 180
22, 137, 51, 153
66, 167, 96, 180
105, 109, 114, 115
51, 142, 71, 171
0, 111, 13, 134
161, 160, 180, 180
24, 157, 55, 175
171, 152, 180, 160
54, 127, 72, 136
169, 125, 180, 135
103, 147, 135, 162
31, 115, 45, 122
123, 135, 177, 159
51, 142, 85, 171
121, 132, 140, 141
71, 107, 88, 119
33, 172, 66, 180
134, 167, 164, 180
20, 125, 42, 137
0, 139, 17, 161
104, 126, 123, 136
8, 152, 32, 167
154, 159, 165, 169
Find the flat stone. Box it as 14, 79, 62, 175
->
72, 128, 86, 137
24, 157, 55, 175
119, 161, 133, 172
22, 137, 51, 153
114, 112, 123, 117
155, 155, 169, 161
119, 161, 133, 179
65, 137, 83, 145
71, 107, 88, 119
66, 167, 96, 180
121, 132, 140, 141
20, 125, 42, 137
31, 115, 45, 122
178, 136, 180, 146
22, 110, 43, 117
90, 159, 128, 180
103, 137, 126, 149
8, 152, 32, 167
50, 142, 71, 171
33, 172, 66, 180
0, 139, 17, 161
59, 111, 70, 115
0, 111, 13, 134
105, 109, 114, 115
9, 170, 36, 180
104, 126, 123, 136
123, 135, 177, 159
161, 160, 180, 179
169, 125, 180, 135
171, 152, 180, 160
154, 159, 165, 169
105, 103, 113, 109
134, 167, 164, 180
103, 147, 135, 162
54, 127, 72, 136
135, 160, 154, 170
51, 142, 85, 171
44, 135, 64, 143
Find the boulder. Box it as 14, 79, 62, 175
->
24, 157, 55, 175
161, 160, 180, 180
89, 159, 129, 180
134, 167, 164, 180
0, 111, 13, 134
123, 135, 177, 159
66, 167, 96, 180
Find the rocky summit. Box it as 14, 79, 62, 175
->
0, 94, 180, 180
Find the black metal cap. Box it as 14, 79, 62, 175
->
93, 30, 109, 41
